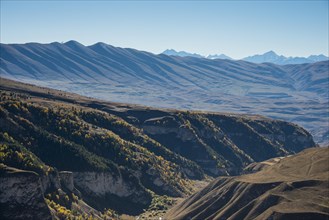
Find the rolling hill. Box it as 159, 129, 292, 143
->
166, 146, 329, 220
0, 41, 328, 146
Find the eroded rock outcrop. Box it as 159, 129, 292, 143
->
40, 171, 61, 194
73, 171, 152, 214
59, 171, 74, 191
0, 164, 52, 220
74, 172, 134, 197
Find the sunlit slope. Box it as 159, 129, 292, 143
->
166, 147, 329, 220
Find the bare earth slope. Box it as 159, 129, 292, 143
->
166, 147, 329, 220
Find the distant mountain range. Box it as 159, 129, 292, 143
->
243, 51, 329, 65
162, 49, 205, 59
162, 49, 233, 60
161, 49, 328, 65
206, 53, 232, 60
0, 41, 328, 145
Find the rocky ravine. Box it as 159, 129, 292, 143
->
0, 78, 318, 217
117, 109, 316, 175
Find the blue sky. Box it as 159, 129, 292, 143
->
1, 1, 328, 59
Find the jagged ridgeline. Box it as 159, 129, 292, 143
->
0, 78, 316, 218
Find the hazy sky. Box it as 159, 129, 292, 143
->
1, 1, 328, 59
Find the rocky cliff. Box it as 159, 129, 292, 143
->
0, 164, 118, 219
73, 171, 152, 214
0, 164, 52, 220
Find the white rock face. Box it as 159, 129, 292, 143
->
0, 170, 52, 220
40, 171, 61, 193
73, 172, 133, 197
59, 171, 74, 191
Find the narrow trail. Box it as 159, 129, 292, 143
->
306, 151, 317, 176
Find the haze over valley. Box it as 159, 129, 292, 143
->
1, 41, 328, 145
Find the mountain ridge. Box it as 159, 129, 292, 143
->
1, 41, 328, 145
162, 49, 233, 60
161, 48, 328, 64
243, 50, 328, 65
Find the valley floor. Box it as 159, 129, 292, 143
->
134, 178, 212, 220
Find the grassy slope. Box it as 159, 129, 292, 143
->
166, 147, 329, 220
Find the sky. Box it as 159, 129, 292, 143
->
0, 1, 328, 59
